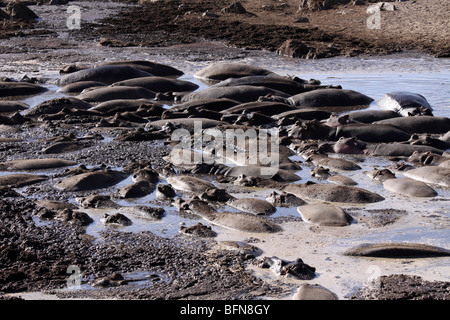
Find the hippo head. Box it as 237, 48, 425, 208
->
333, 137, 366, 154
132, 168, 159, 183
290, 120, 334, 140
408, 151, 437, 166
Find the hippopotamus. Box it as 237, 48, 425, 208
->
212, 75, 338, 96
297, 203, 354, 226
112, 168, 159, 199
365, 143, 444, 157
118, 205, 165, 220
258, 256, 316, 280
272, 109, 332, 122
168, 98, 240, 113
333, 137, 366, 154
111, 76, 199, 93
288, 120, 412, 143
147, 117, 225, 133
366, 168, 396, 182
194, 62, 275, 82
25, 97, 93, 116
0, 101, 29, 113
374, 116, 450, 134
0, 173, 48, 187
343, 243, 450, 258
77, 86, 156, 103
293, 284, 338, 300
220, 101, 296, 117
227, 197, 276, 215
283, 181, 384, 204
266, 191, 306, 207
288, 89, 374, 110
408, 151, 448, 166
90, 99, 164, 116
99, 60, 184, 77
55, 169, 129, 192
383, 177, 437, 198
341, 110, 401, 123
403, 166, 450, 187
101, 213, 132, 227
408, 133, 450, 150
57, 81, 108, 94
166, 175, 216, 194
182, 198, 282, 233
182, 85, 290, 103
327, 174, 358, 186
0, 81, 48, 97
302, 149, 361, 171
0, 158, 77, 171
377, 91, 434, 116
57, 65, 154, 86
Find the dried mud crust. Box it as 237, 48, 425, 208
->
0, 197, 284, 299
85, 0, 449, 58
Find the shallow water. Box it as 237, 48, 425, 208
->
2, 45, 450, 298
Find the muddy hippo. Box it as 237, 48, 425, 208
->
0, 81, 48, 97
57, 65, 154, 86
58, 81, 108, 94
182, 85, 290, 103
219, 101, 296, 117
288, 89, 374, 109
266, 191, 306, 207
99, 60, 184, 77
288, 120, 412, 143
0, 101, 29, 113
118, 205, 165, 220
55, 169, 129, 192
374, 116, 450, 134
283, 181, 384, 204
166, 175, 216, 194
112, 168, 159, 199
111, 76, 199, 93
343, 243, 450, 258
194, 62, 275, 82
212, 75, 337, 96
0, 173, 48, 187
272, 109, 332, 121
297, 203, 353, 226
408, 151, 448, 166
302, 150, 361, 171
221, 165, 301, 182
90, 99, 163, 116
168, 98, 240, 113
0, 158, 77, 171
327, 174, 358, 186
148, 117, 225, 133
77, 86, 156, 103
184, 198, 282, 233
293, 284, 338, 300
258, 256, 316, 280
377, 91, 433, 116
403, 166, 450, 187
227, 197, 276, 215
365, 143, 444, 157
335, 110, 401, 124
408, 134, 450, 150
383, 177, 437, 198
101, 213, 132, 227
25, 97, 93, 116
333, 137, 366, 154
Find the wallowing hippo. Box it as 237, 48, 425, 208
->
194, 62, 275, 82
111, 76, 199, 93
0, 81, 48, 97
57, 65, 154, 86
77, 86, 156, 103
99, 60, 184, 77
182, 85, 290, 103
55, 169, 129, 192
377, 91, 433, 116
374, 116, 450, 135
288, 89, 374, 110
283, 181, 384, 204
182, 198, 282, 233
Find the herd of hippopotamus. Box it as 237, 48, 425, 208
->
1, 60, 450, 265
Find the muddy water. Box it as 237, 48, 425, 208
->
0, 2, 449, 300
